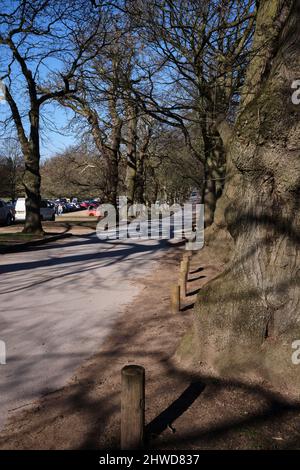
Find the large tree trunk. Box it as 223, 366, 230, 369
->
200, 114, 226, 227
125, 159, 136, 206
135, 155, 145, 204
106, 152, 119, 210
182, 0, 300, 396
23, 149, 43, 235
124, 101, 138, 206
202, 168, 217, 227
134, 124, 151, 205
23, 108, 43, 234
87, 96, 122, 210
107, 93, 122, 211
4, 87, 43, 234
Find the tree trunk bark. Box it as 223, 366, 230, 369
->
23, 150, 43, 234
134, 124, 151, 205
125, 162, 136, 206
183, 0, 300, 396
200, 118, 226, 227
107, 97, 122, 211
125, 102, 138, 206
106, 152, 119, 210
202, 168, 217, 227
87, 96, 122, 210
23, 107, 43, 234
4, 86, 43, 234
135, 156, 145, 204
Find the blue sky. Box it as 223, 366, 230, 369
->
0, 94, 77, 160
0, 1, 91, 160
39, 103, 77, 160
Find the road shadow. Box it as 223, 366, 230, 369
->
2, 207, 300, 450
0, 238, 170, 277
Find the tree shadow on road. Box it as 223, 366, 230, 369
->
1, 245, 300, 451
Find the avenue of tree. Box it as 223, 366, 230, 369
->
0, 0, 299, 394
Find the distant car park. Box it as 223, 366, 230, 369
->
52, 198, 101, 216
15, 198, 55, 221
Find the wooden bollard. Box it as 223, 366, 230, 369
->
180, 260, 187, 273
183, 252, 192, 266
179, 257, 188, 298
170, 285, 180, 312
121, 365, 145, 450
181, 259, 189, 279
179, 270, 187, 298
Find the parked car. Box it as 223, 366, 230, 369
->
88, 206, 97, 216
0, 199, 15, 225
15, 198, 56, 221
88, 206, 103, 217
80, 200, 99, 209
79, 201, 91, 209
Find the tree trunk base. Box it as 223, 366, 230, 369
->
22, 225, 45, 236
178, 267, 300, 400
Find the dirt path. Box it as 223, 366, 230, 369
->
0, 246, 300, 450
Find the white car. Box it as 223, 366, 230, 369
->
0, 199, 15, 225
15, 198, 56, 221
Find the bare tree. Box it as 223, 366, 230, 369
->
0, 0, 108, 233
124, 0, 256, 224
57, 22, 139, 209
41, 144, 108, 199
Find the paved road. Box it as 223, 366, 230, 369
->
0, 233, 172, 430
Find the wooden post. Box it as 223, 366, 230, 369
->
183, 251, 192, 263
180, 259, 188, 274
179, 271, 187, 298
181, 258, 189, 280
170, 285, 180, 312
121, 365, 145, 450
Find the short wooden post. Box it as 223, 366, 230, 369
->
121, 365, 145, 450
180, 259, 188, 273
181, 257, 189, 281
170, 285, 180, 312
179, 271, 187, 298
182, 258, 189, 275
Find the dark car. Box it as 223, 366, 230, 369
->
0, 199, 15, 225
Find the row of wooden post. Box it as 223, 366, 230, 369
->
120, 252, 193, 450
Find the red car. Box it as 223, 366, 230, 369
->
80, 201, 99, 209
80, 201, 90, 209
88, 206, 102, 217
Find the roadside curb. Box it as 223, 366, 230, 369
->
0, 233, 73, 254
